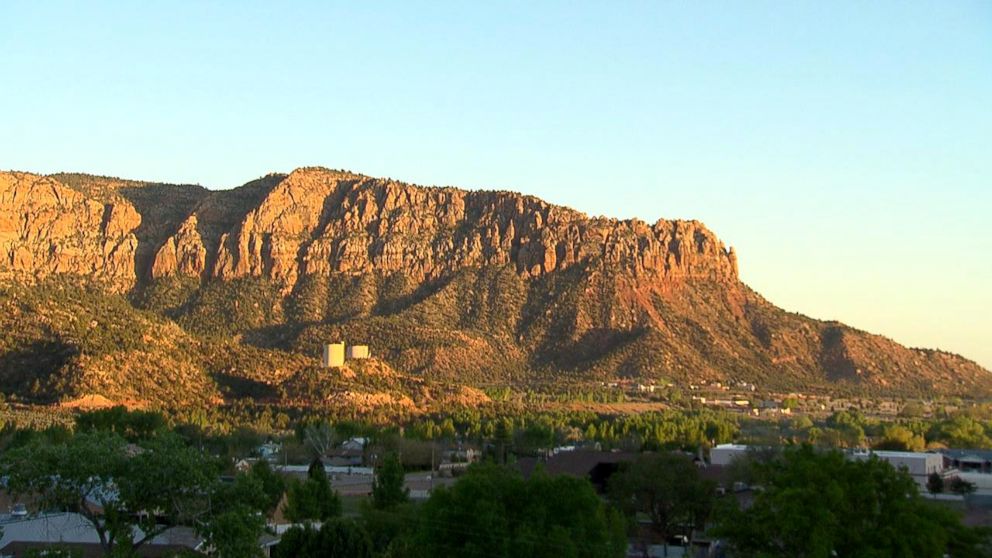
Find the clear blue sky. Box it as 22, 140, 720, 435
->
2, 1, 990, 369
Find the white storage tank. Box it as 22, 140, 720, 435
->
322, 343, 345, 367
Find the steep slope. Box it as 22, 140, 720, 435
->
0, 172, 142, 289
0, 167, 987, 405
150, 167, 737, 287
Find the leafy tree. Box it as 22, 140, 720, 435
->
198, 471, 269, 557
713, 445, 992, 557
927, 472, 945, 495
609, 452, 715, 556
200, 501, 266, 558
1, 432, 218, 556
931, 416, 992, 448
285, 459, 341, 522
274, 519, 372, 558
823, 410, 866, 447
372, 453, 408, 510
360, 500, 417, 555
875, 424, 926, 452
75, 406, 167, 442
248, 459, 286, 514
948, 477, 977, 496
412, 463, 626, 558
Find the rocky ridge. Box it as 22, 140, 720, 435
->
0, 167, 988, 405
150, 167, 738, 290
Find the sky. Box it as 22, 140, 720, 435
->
1, 1, 990, 369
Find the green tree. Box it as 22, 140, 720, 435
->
412, 464, 626, 558
948, 477, 977, 496
199, 472, 269, 557
1, 432, 218, 556
372, 453, 408, 510
75, 406, 167, 442
932, 416, 992, 448
609, 452, 715, 557
875, 424, 926, 452
248, 459, 286, 514
927, 472, 944, 495
285, 460, 341, 522
274, 519, 372, 558
712, 445, 991, 557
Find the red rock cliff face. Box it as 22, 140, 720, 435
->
150, 167, 738, 289
0, 172, 140, 289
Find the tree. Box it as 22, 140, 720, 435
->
932, 416, 992, 448
609, 452, 715, 557
248, 459, 286, 514
875, 424, 926, 452
412, 463, 626, 558
948, 477, 977, 496
75, 406, 167, 442
274, 519, 372, 558
285, 459, 341, 522
199, 472, 269, 557
1, 432, 218, 556
302, 422, 338, 458
372, 453, 408, 510
712, 445, 992, 557
927, 472, 945, 496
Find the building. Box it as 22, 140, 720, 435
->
849, 449, 944, 489
709, 444, 750, 466
517, 450, 638, 493
0, 513, 202, 557
321, 343, 345, 368
941, 449, 992, 474
346, 345, 370, 359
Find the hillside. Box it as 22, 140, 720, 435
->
0, 168, 988, 407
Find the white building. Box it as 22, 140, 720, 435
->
709, 444, 750, 466
850, 449, 944, 489
347, 345, 370, 359
322, 343, 345, 367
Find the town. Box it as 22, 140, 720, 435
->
2, 398, 992, 557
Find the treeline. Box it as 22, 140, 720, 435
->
1, 407, 989, 557
765, 409, 992, 451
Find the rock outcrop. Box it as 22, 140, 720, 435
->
0, 167, 987, 402
0, 172, 141, 289
150, 168, 738, 289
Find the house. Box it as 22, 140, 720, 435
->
0, 541, 199, 557
940, 449, 992, 474
849, 449, 944, 489
258, 441, 282, 461
340, 437, 368, 452
709, 444, 749, 466
517, 450, 638, 493
0, 513, 202, 557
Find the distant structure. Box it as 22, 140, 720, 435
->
850, 449, 943, 490
710, 443, 750, 466
347, 345, 370, 360
322, 343, 345, 368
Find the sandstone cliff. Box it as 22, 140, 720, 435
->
0, 167, 988, 403
150, 168, 738, 289
0, 172, 141, 288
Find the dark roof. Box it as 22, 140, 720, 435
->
698, 464, 730, 484
0, 541, 201, 558
941, 449, 992, 461
519, 451, 638, 479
